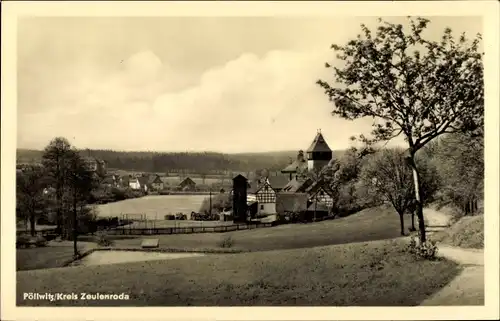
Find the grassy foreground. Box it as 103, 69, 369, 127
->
17, 239, 460, 306
433, 215, 484, 249
16, 205, 412, 271
16, 242, 97, 271
112, 205, 413, 252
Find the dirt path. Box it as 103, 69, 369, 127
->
419, 208, 484, 306
420, 265, 484, 306
423, 208, 454, 227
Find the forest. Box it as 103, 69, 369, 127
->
17, 148, 345, 174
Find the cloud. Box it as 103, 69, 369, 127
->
18, 48, 377, 152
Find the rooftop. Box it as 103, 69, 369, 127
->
306, 130, 332, 153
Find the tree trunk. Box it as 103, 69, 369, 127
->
56, 192, 62, 235
408, 155, 427, 243
30, 211, 36, 236
411, 212, 416, 231
73, 194, 78, 257
399, 213, 405, 236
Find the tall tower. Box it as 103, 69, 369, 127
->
232, 174, 248, 223
306, 129, 332, 172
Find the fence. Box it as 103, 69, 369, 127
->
107, 222, 274, 236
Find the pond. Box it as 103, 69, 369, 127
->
73, 250, 205, 267
96, 195, 208, 220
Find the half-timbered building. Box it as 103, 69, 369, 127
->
255, 179, 277, 215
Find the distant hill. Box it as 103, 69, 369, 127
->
16, 148, 346, 174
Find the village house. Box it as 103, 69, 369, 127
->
278, 130, 335, 219
113, 174, 122, 187
306, 181, 335, 209
276, 192, 309, 220
121, 175, 130, 188
101, 175, 116, 189
125, 175, 148, 193
266, 175, 289, 193
281, 130, 334, 182
282, 177, 314, 193
281, 150, 308, 181
255, 179, 277, 215
138, 176, 149, 193
178, 177, 196, 191
128, 177, 141, 190
148, 175, 164, 191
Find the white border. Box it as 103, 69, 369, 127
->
2, 1, 499, 320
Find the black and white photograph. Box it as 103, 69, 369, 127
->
1, 1, 499, 320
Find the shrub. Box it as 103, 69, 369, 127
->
405, 236, 439, 260
16, 234, 31, 248
218, 235, 235, 248
34, 236, 48, 247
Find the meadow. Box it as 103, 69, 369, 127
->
17, 238, 460, 306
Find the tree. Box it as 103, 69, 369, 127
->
66, 150, 96, 256
16, 165, 49, 236
360, 148, 438, 235
317, 17, 483, 242
41, 137, 75, 237
430, 132, 483, 215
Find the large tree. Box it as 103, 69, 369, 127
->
66, 150, 95, 256
360, 148, 439, 235
16, 165, 49, 236
41, 137, 75, 237
430, 132, 484, 215
317, 17, 483, 242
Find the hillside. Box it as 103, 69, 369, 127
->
16, 148, 346, 174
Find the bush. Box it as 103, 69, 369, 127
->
16, 234, 32, 248
405, 236, 439, 260
218, 235, 235, 248
199, 193, 232, 214
96, 233, 114, 247
34, 236, 48, 247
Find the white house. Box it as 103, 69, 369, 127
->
255, 179, 277, 215
129, 177, 141, 190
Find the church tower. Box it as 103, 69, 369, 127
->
306, 129, 332, 172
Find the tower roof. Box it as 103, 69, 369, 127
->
306, 130, 332, 153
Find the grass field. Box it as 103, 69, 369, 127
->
16, 242, 97, 271
433, 214, 484, 249
17, 238, 461, 306
112, 205, 413, 252
17, 205, 412, 271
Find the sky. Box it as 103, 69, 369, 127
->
17, 16, 482, 153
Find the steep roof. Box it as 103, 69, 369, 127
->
138, 176, 149, 186
149, 175, 163, 184
233, 174, 248, 182
306, 131, 332, 153
267, 176, 289, 190
281, 160, 308, 173
282, 177, 314, 193
276, 192, 309, 213
307, 180, 335, 197
179, 177, 196, 186
307, 201, 330, 212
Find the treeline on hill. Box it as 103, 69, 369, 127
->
17, 149, 345, 174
